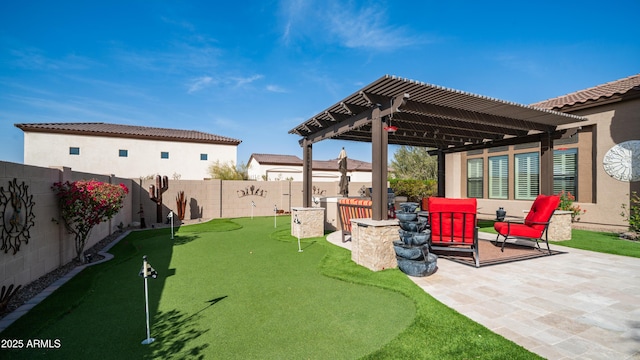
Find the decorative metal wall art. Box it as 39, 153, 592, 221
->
1, 178, 36, 254
312, 186, 326, 196
237, 185, 267, 198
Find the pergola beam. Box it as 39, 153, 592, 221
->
301, 93, 409, 145
402, 100, 555, 133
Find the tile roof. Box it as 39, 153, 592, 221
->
531, 73, 640, 111
14, 122, 242, 145
249, 153, 372, 171
249, 153, 302, 166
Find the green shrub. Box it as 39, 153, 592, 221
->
389, 179, 437, 202
621, 191, 640, 233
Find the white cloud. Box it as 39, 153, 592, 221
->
188, 76, 215, 93
279, 0, 425, 51
266, 84, 287, 93
9, 47, 97, 71
230, 74, 264, 88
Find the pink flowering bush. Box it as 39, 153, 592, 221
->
556, 190, 586, 222
52, 180, 128, 262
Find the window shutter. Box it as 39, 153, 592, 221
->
553, 149, 577, 197
515, 152, 539, 200
467, 159, 483, 198
489, 156, 508, 199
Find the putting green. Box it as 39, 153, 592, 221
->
3, 217, 415, 359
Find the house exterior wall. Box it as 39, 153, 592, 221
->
23, 132, 238, 180
457, 96, 640, 231
247, 158, 372, 182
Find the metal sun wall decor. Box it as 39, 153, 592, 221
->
0, 178, 36, 254
237, 185, 267, 198
312, 186, 326, 196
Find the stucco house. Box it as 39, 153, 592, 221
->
455, 73, 640, 231
15, 122, 242, 180
247, 153, 372, 182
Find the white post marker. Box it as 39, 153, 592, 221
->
251, 201, 256, 220
139, 255, 157, 345
294, 213, 303, 252
274, 205, 278, 228
168, 210, 174, 239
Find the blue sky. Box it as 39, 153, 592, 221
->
1, 0, 639, 166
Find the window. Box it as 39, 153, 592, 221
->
119, 149, 128, 157
467, 158, 483, 198
69, 147, 80, 155
554, 148, 577, 198
489, 155, 508, 199
200, 153, 208, 161
161, 151, 169, 159
514, 152, 539, 200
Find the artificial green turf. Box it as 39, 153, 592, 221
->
1, 217, 415, 359
551, 229, 640, 258
1, 216, 543, 359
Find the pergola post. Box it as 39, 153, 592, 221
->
371, 109, 388, 220
540, 133, 554, 195
437, 149, 445, 197
302, 139, 313, 207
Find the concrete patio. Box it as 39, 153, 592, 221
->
327, 231, 640, 360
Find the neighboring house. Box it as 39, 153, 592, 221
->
15, 122, 242, 180
247, 153, 373, 182
453, 73, 640, 230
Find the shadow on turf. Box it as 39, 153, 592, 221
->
301, 240, 317, 251
172, 234, 199, 246
150, 296, 227, 359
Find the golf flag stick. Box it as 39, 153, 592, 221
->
274, 205, 277, 228
168, 211, 174, 239
139, 255, 157, 345
294, 213, 303, 252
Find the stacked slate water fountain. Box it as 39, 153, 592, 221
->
393, 202, 437, 277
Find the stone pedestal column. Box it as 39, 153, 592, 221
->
291, 207, 324, 239
351, 218, 399, 271
547, 210, 572, 241
525, 210, 572, 241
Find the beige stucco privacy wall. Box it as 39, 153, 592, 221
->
0, 162, 133, 291
0, 158, 371, 291
23, 132, 237, 180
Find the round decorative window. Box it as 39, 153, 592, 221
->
603, 140, 640, 182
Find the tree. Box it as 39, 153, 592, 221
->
52, 180, 128, 262
390, 146, 438, 180
208, 161, 249, 180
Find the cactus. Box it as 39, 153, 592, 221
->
149, 175, 169, 223
176, 191, 186, 220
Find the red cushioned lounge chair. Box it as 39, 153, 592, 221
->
494, 194, 560, 254
428, 197, 479, 268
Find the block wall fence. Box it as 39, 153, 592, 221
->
0, 160, 370, 289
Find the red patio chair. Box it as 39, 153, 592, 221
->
494, 194, 560, 254
428, 197, 479, 268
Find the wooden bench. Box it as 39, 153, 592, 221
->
337, 198, 373, 242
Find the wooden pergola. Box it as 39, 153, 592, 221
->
289, 75, 586, 221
